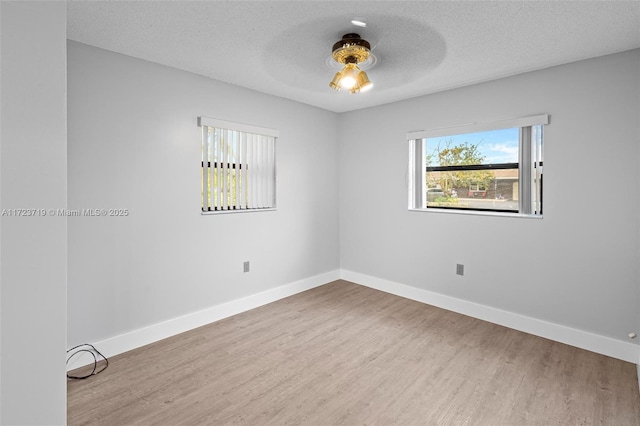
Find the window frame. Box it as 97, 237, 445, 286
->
407, 114, 548, 217
199, 117, 279, 214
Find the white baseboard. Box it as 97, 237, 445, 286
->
68, 268, 638, 372
67, 270, 341, 371
340, 269, 639, 364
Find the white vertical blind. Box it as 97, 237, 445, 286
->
250, 133, 258, 208
216, 128, 223, 209
532, 124, 543, 214
267, 136, 275, 208
519, 127, 532, 215
239, 131, 247, 209
199, 117, 277, 213
222, 128, 228, 210
202, 126, 210, 211
407, 138, 425, 209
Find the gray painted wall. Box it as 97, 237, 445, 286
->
338, 49, 640, 343
0, 1, 67, 424
67, 41, 340, 346
68, 44, 640, 351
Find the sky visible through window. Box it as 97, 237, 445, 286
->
427, 127, 519, 165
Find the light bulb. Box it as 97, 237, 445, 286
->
339, 64, 358, 89
340, 76, 356, 89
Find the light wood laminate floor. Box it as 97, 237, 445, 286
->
68, 280, 640, 425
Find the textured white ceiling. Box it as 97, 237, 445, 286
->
67, 1, 640, 113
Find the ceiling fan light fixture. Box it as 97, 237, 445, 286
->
328, 33, 374, 94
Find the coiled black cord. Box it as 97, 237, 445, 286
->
66, 343, 108, 379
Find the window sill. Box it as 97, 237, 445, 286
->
201, 208, 277, 215
409, 208, 542, 219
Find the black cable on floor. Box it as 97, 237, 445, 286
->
66, 343, 108, 379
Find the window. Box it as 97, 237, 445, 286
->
199, 117, 278, 213
408, 114, 547, 216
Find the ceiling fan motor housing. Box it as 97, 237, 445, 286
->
332, 33, 371, 65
